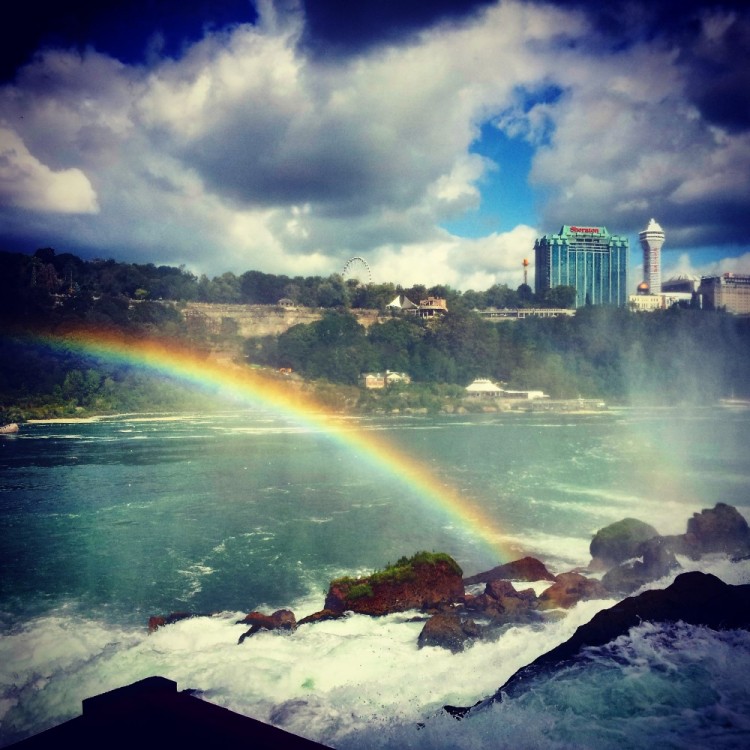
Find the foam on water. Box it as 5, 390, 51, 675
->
0, 589, 617, 747
3, 410, 750, 747
348, 623, 750, 750
2, 562, 749, 748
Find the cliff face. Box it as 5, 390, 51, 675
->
181, 303, 379, 339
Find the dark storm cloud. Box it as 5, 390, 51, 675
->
298, 0, 497, 57
558, 0, 750, 132
0, 0, 257, 81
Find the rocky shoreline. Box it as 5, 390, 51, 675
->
150, 502, 750, 642
149, 502, 750, 716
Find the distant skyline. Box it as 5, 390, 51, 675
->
1, 0, 749, 290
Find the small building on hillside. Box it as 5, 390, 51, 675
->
359, 371, 411, 389
501, 389, 548, 400
360, 373, 387, 389
465, 379, 548, 400
385, 370, 411, 385
465, 378, 503, 398
385, 294, 418, 311
416, 297, 448, 318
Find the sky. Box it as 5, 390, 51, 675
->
1, 0, 749, 291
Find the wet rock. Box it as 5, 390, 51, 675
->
589, 518, 660, 569
602, 536, 680, 595
537, 572, 608, 610
463, 556, 556, 585
148, 612, 210, 632
238, 609, 296, 643
324, 552, 464, 616
684, 502, 750, 558
465, 579, 539, 624
486, 571, 750, 704
417, 612, 481, 653
297, 609, 345, 626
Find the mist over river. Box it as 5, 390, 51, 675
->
1, 408, 749, 747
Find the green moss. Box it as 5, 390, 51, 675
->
368, 551, 462, 585
346, 583, 374, 600
330, 551, 462, 603
330, 575, 357, 588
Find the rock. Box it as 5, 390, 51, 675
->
324, 552, 464, 616
417, 613, 481, 653
589, 518, 660, 568
297, 609, 345, 626
148, 612, 210, 632
602, 536, 680, 595
465, 579, 539, 624
684, 502, 750, 557
487, 571, 750, 703
464, 556, 556, 585
537, 572, 608, 610
238, 609, 296, 643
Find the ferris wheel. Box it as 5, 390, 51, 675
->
342, 256, 372, 284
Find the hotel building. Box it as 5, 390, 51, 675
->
698, 274, 750, 314
534, 225, 629, 307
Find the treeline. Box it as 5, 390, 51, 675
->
0, 247, 572, 318
1, 248, 749, 420
249, 306, 750, 405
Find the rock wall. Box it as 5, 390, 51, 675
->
181, 303, 380, 339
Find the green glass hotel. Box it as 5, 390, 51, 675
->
534, 225, 629, 307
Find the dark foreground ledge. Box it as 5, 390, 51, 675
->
10, 675, 330, 749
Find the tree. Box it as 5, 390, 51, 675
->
540, 285, 576, 308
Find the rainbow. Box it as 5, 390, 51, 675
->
29, 328, 515, 562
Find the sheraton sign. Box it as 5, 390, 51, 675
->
570, 226, 600, 233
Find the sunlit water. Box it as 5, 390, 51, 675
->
1, 408, 749, 747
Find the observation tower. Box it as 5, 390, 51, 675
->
639, 218, 665, 295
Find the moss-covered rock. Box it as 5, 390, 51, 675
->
324, 552, 464, 616
590, 518, 660, 568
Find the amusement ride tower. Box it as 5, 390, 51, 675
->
639, 218, 665, 294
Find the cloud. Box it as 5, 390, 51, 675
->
512, 5, 750, 247
0, 0, 747, 290
368, 224, 538, 288
298, 0, 497, 58
0, 126, 99, 213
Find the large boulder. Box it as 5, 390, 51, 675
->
464, 579, 539, 624
324, 552, 464, 616
417, 613, 481, 653
297, 609, 345, 626
590, 518, 660, 568
238, 609, 296, 643
537, 572, 608, 610
487, 572, 750, 704
602, 536, 680, 595
464, 556, 555, 585
683, 502, 750, 558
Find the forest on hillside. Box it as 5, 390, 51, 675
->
1, 248, 748, 420
252, 306, 750, 405
0, 246, 571, 317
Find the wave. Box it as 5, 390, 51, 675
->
2, 558, 749, 748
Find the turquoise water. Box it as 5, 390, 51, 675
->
1, 408, 749, 747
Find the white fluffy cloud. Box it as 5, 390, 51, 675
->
0, 1, 747, 287
0, 126, 98, 213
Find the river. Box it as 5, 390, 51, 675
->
1, 408, 749, 747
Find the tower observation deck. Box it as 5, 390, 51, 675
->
639, 218, 665, 294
